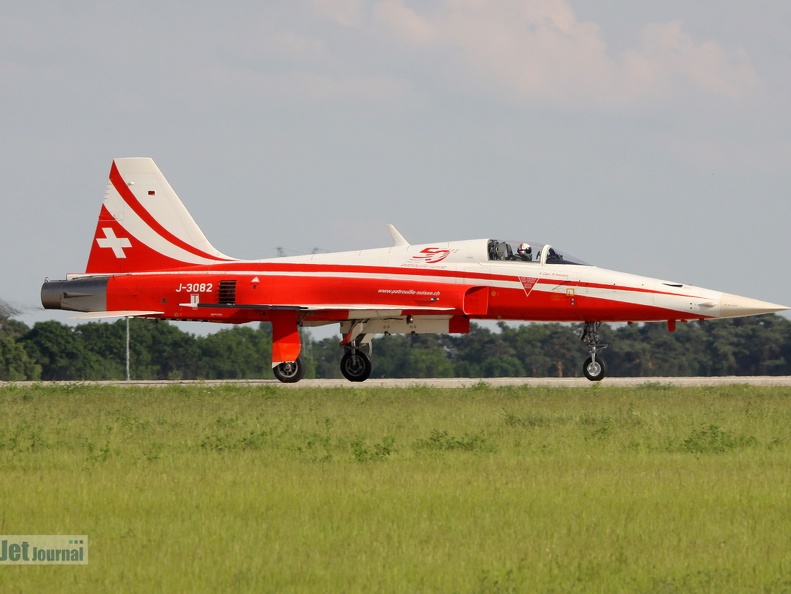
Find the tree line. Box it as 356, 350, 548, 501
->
2, 311, 790, 381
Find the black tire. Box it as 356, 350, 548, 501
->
340, 350, 372, 382
273, 355, 306, 383
583, 356, 606, 381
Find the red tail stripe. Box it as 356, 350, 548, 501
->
109, 162, 231, 263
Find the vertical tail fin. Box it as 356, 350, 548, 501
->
85, 158, 235, 273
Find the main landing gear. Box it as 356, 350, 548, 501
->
338, 320, 374, 382
272, 348, 373, 383
581, 321, 607, 381
340, 341, 372, 382
273, 355, 306, 383
270, 316, 376, 383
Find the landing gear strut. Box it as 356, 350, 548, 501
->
338, 321, 374, 382
340, 340, 372, 382
580, 322, 607, 381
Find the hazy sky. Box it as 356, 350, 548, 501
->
3, 1, 789, 333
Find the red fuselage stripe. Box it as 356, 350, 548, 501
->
177, 261, 702, 301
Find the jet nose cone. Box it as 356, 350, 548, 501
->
718, 293, 790, 318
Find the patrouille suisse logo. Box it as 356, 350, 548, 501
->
410, 247, 453, 264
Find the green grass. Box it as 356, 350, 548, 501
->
1, 383, 791, 592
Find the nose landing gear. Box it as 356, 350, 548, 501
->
581, 321, 607, 381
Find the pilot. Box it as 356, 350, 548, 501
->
516, 242, 532, 261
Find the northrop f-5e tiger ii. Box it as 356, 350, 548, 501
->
41, 158, 789, 382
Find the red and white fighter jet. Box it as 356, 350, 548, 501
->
42, 158, 788, 382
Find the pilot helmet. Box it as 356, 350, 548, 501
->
517, 242, 531, 255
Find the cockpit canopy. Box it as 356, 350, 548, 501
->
487, 239, 589, 266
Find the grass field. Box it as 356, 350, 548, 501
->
1, 382, 790, 593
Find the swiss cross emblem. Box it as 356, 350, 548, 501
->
96, 227, 132, 258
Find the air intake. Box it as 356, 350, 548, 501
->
218, 280, 237, 305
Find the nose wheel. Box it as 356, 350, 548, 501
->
581, 322, 607, 382
583, 355, 606, 381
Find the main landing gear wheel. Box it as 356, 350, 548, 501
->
273, 355, 306, 383
340, 350, 372, 382
583, 356, 606, 381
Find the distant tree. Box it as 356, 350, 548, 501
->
21, 321, 104, 380
489, 322, 583, 377
0, 302, 34, 379
196, 326, 272, 379
0, 336, 41, 380
541, 324, 583, 377
500, 323, 555, 377
607, 324, 653, 377
448, 324, 520, 377
0, 298, 20, 322
368, 334, 412, 378
608, 322, 690, 376
123, 320, 200, 380
667, 321, 711, 376
403, 345, 455, 378
479, 353, 522, 377
11, 312, 790, 381
706, 316, 790, 375
77, 320, 128, 379
0, 318, 30, 341
310, 335, 345, 379
705, 318, 758, 376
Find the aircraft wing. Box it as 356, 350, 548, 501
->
306, 304, 453, 311
71, 303, 453, 321
190, 303, 454, 312
71, 310, 165, 319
